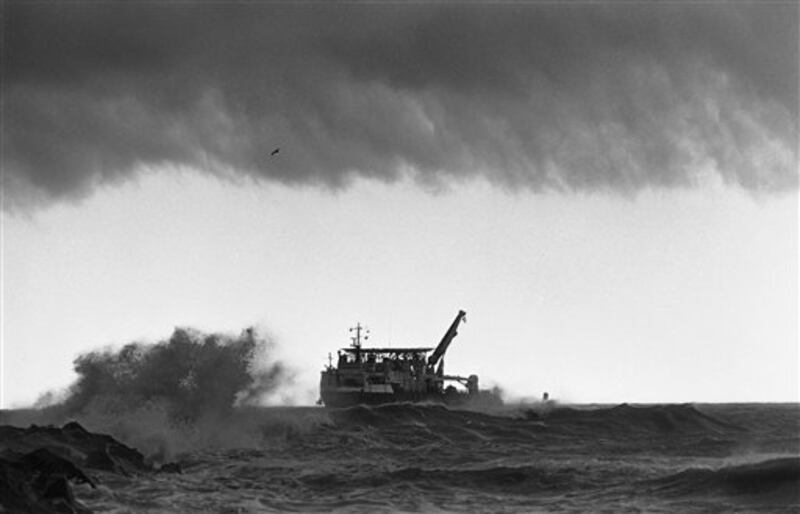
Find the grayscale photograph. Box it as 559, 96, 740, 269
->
1, 1, 798, 512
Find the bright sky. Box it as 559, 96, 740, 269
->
2, 169, 797, 407
2, 2, 798, 408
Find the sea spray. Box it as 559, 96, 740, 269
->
21, 326, 308, 459
61, 327, 285, 419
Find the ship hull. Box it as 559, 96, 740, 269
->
320, 387, 475, 408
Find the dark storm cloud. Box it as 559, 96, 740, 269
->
3, 2, 797, 207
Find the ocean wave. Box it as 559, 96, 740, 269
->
645, 456, 800, 500
4, 403, 796, 512
329, 402, 746, 438
301, 463, 587, 495
529, 403, 747, 433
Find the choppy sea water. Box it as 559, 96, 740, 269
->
62, 402, 799, 513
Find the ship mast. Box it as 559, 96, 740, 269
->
349, 323, 370, 348
349, 323, 369, 361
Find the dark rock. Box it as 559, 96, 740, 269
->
0, 421, 158, 513
0, 422, 150, 474
85, 445, 120, 473
0, 451, 93, 514
62, 421, 92, 439
18, 448, 95, 488
41, 475, 73, 500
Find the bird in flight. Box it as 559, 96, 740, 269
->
270, 148, 280, 156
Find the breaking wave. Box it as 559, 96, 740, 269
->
59, 326, 289, 420
18, 327, 306, 459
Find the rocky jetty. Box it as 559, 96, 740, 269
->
0, 421, 177, 513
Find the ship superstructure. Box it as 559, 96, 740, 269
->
319, 310, 486, 407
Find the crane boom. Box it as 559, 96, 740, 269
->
427, 310, 467, 367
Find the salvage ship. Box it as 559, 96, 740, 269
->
319, 310, 498, 407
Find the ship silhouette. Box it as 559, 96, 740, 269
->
319, 310, 500, 407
